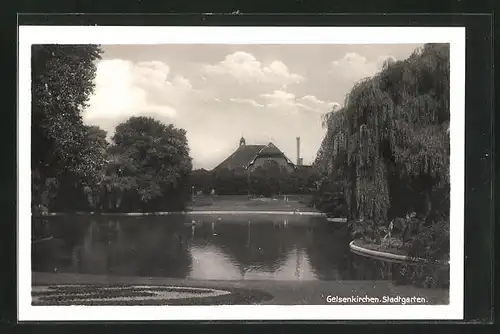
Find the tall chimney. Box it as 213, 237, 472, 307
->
296, 137, 301, 166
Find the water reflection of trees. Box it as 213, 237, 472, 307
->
192, 218, 299, 275
303, 220, 351, 280
302, 220, 449, 289
32, 216, 449, 287
32, 216, 87, 272
188, 216, 356, 280
33, 216, 192, 278
345, 253, 449, 289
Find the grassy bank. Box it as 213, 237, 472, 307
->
34, 194, 319, 217
189, 194, 315, 212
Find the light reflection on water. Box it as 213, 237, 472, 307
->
32, 215, 448, 289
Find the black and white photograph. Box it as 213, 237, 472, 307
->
18, 26, 465, 321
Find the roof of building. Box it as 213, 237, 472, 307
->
248, 143, 295, 167
213, 141, 295, 171
213, 144, 266, 171
257, 143, 283, 157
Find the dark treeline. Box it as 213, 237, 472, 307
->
32, 45, 192, 214
189, 162, 320, 198
314, 44, 450, 261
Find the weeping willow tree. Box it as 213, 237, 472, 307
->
315, 43, 450, 224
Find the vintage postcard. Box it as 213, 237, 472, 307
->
18, 26, 465, 321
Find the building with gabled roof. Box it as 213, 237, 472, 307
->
213, 137, 296, 173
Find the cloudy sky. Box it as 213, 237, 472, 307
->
82, 43, 422, 170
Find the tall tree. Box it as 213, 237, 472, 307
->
316, 43, 450, 223
81, 125, 109, 209
107, 116, 193, 211
31, 44, 103, 211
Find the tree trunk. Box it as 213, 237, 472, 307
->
423, 188, 432, 226
348, 162, 358, 220
419, 174, 434, 225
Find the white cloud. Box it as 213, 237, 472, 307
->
260, 90, 338, 114
171, 75, 193, 90
299, 95, 342, 112
134, 60, 171, 86
83, 59, 195, 134
298, 95, 324, 106
202, 51, 304, 85
230, 98, 264, 108
261, 90, 297, 109
331, 52, 396, 84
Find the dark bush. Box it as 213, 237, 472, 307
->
406, 220, 450, 262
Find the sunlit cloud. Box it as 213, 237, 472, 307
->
202, 51, 304, 85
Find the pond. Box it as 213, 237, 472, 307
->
32, 214, 449, 289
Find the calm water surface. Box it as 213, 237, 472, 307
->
32, 215, 448, 289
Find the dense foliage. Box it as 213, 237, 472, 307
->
32, 45, 103, 212
189, 169, 214, 195
107, 117, 192, 211
99, 117, 193, 212
192, 163, 320, 197
32, 45, 193, 213
315, 44, 450, 260
213, 167, 250, 195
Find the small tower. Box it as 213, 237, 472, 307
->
239, 136, 246, 147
